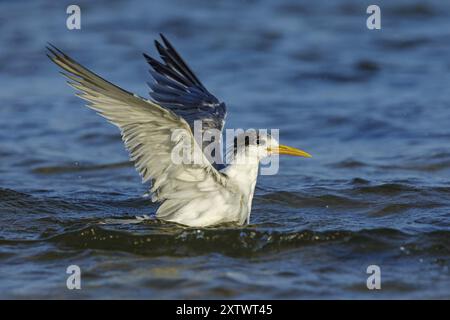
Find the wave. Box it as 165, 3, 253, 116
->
1, 184, 449, 259
323, 151, 449, 174
0, 225, 432, 258
0, 187, 154, 217
262, 190, 367, 208
32, 161, 132, 175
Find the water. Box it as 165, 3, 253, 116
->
1, 0, 449, 299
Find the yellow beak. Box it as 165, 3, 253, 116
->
269, 145, 312, 158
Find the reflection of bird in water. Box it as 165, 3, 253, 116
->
47, 34, 311, 227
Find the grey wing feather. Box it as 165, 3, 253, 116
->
46, 44, 228, 210
144, 34, 226, 168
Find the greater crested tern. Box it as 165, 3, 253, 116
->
47, 34, 311, 227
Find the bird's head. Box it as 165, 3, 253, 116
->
231, 131, 311, 163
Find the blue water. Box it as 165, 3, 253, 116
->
0, 0, 449, 299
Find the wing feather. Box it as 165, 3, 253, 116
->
144, 34, 227, 168
47, 44, 229, 210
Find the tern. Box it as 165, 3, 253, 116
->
47, 34, 311, 227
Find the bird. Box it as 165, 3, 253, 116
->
46, 34, 311, 227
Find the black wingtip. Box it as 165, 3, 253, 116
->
46, 42, 68, 59
154, 39, 166, 56
46, 41, 55, 49
46, 45, 58, 59
143, 52, 157, 65
46, 42, 60, 53
143, 52, 154, 62
159, 33, 171, 48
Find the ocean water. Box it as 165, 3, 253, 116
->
0, 0, 449, 299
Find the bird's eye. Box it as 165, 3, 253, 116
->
256, 136, 265, 146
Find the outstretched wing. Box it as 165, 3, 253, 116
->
144, 34, 226, 167
47, 45, 230, 217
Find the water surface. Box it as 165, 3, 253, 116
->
0, 0, 449, 299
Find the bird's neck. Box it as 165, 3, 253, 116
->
223, 154, 259, 198
223, 157, 259, 224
